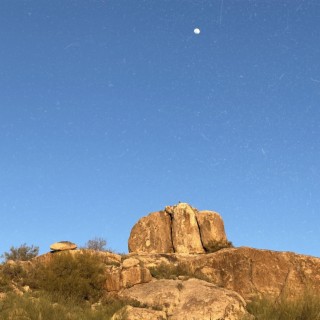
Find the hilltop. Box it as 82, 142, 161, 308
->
1, 203, 320, 319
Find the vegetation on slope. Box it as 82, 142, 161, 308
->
243, 291, 320, 320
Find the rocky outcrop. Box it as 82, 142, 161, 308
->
130, 247, 320, 301
116, 278, 253, 320
128, 203, 229, 254
128, 211, 173, 253
50, 241, 77, 251
7, 203, 320, 320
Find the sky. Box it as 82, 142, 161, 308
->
1, 0, 320, 258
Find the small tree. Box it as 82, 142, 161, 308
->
2, 243, 39, 262
85, 237, 107, 251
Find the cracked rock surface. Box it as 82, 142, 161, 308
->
115, 278, 252, 320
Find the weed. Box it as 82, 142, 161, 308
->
245, 290, 320, 320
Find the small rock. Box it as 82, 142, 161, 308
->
22, 285, 30, 293
50, 241, 77, 251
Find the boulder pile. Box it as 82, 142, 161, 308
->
128, 202, 230, 254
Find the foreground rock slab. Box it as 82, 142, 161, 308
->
116, 278, 253, 320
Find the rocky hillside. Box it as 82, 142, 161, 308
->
1, 203, 320, 320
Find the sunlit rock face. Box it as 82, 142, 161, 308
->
170, 203, 205, 254
196, 210, 228, 251
128, 203, 229, 254
128, 210, 173, 253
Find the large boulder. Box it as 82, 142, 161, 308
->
128, 211, 173, 253
170, 203, 205, 254
116, 278, 253, 320
196, 210, 229, 251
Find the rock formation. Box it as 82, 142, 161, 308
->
128, 203, 230, 254
3, 203, 320, 320
130, 247, 320, 301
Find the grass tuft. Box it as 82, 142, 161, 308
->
245, 290, 320, 320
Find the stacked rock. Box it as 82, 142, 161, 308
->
128, 203, 230, 254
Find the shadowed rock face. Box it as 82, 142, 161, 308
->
128, 203, 229, 254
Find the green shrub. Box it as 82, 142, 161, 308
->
1, 243, 39, 262
30, 251, 107, 303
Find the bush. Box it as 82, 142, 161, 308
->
31, 251, 107, 303
149, 262, 210, 282
149, 262, 186, 280
84, 237, 107, 251
1, 244, 39, 262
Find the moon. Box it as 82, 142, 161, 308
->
194, 28, 201, 35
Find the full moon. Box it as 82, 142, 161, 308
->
194, 28, 201, 35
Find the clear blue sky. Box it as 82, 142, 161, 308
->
1, 1, 319, 257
